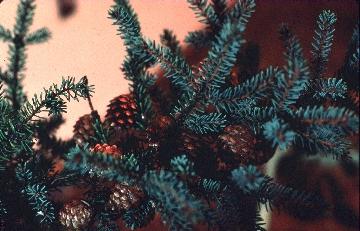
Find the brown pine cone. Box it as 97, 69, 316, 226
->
107, 183, 144, 213
90, 143, 122, 157
180, 131, 217, 157
219, 125, 275, 165
105, 94, 137, 129
59, 200, 92, 230
73, 111, 100, 145
218, 124, 256, 164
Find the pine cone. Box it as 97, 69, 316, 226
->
73, 111, 100, 145
59, 200, 92, 230
105, 94, 137, 129
90, 143, 122, 157
219, 125, 275, 165
107, 183, 144, 213
181, 131, 217, 156
219, 124, 256, 164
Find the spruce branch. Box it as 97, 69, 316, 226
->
211, 0, 227, 16
21, 183, 55, 225
170, 154, 196, 176
228, 0, 256, 25
210, 66, 280, 113
160, 29, 181, 55
143, 170, 206, 231
6, 0, 35, 110
348, 25, 359, 69
293, 106, 359, 133
199, 21, 245, 92
231, 166, 327, 215
185, 30, 213, 48
122, 200, 156, 230
311, 10, 337, 78
263, 117, 296, 150
0, 25, 12, 42
110, 3, 156, 128
108, 4, 141, 45
296, 125, 351, 159
20, 76, 93, 122
274, 25, 310, 109
13, 0, 35, 37
187, 0, 219, 26
25, 27, 51, 45
310, 78, 347, 100
184, 112, 227, 134
65, 144, 140, 183
142, 39, 195, 93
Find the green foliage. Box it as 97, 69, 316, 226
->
160, 29, 181, 54
231, 165, 327, 216
15, 161, 56, 226
1, 0, 358, 230
263, 118, 296, 150
142, 170, 206, 231
21, 183, 55, 224
69, 3, 357, 229
25, 27, 51, 44
199, 21, 245, 92
170, 154, 196, 176
187, 0, 219, 26
185, 29, 213, 48
0, 1, 92, 229
231, 165, 265, 194
65, 144, 140, 184
311, 10, 337, 78
143, 39, 194, 94
0, 0, 51, 111
184, 112, 227, 134
20, 76, 93, 122
210, 66, 280, 113
199, 178, 222, 194
109, 3, 155, 128
0, 25, 12, 42
122, 200, 156, 230
274, 25, 310, 109
310, 78, 347, 100
293, 106, 358, 133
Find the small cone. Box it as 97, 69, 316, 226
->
59, 200, 92, 230
105, 94, 137, 129
107, 183, 144, 213
73, 111, 100, 145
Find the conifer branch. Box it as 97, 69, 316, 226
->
25, 27, 51, 45
20, 77, 92, 122
142, 40, 195, 93
0, 25, 12, 42
187, 0, 219, 26
294, 106, 359, 133
311, 10, 337, 78
274, 25, 310, 109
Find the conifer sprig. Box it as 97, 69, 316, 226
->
20, 76, 93, 122
311, 10, 337, 78
2, 0, 50, 111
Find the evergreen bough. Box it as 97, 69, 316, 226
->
0, 0, 358, 230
